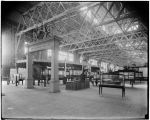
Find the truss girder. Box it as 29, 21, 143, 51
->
21, 2, 80, 30
92, 54, 135, 66
17, 2, 147, 48
90, 49, 147, 66
93, 54, 130, 66
17, 2, 100, 36
60, 30, 147, 51
18, 2, 138, 39
15, 2, 148, 67
83, 40, 147, 66
59, 11, 134, 39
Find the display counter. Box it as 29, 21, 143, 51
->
66, 80, 90, 90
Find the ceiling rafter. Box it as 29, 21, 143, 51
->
91, 53, 129, 66
60, 2, 66, 11
60, 14, 136, 42
15, 2, 148, 67
17, 2, 100, 36
125, 17, 136, 31
115, 3, 125, 19
78, 7, 91, 35
95, 12, 135, 28
100, 2, 115, 24
16, 21, 21, 33
79, 45, 145, 54
16, 34, 22, 53
59, 12, 135, 39
88, 2, 104, 25
60, 30, 146, 51
28, 9, 37, 26
45, 2, 55, 19
80, 2, 105, 39
86, 50, 125, 57
102, 4, 126, 34
22, 2, 43, 15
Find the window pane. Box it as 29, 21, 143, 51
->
47, 49, 52, 57
80, 56, 83, 63
89, 59, 97, 66
59, 54, 66, 61
57, 51, 74, 62
59, 51, 67, 61
59, 51, 67, 56
68, 53, 74, 62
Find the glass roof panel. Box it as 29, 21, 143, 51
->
103, 2, 113, 10
103, 12, 114, 23
110, 2, 121, 18
93, 6, 107, 24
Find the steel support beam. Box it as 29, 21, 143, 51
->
16, 2, 100, 36
60, 30, 147, 52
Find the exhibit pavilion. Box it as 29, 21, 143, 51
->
1, 1, 148, 119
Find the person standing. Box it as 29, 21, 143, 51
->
95, 72, 100, 86
89, 72, 94, 86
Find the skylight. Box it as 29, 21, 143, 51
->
47, 49, 52, 57
80, 5, 99, 25
93, 18, 98, 24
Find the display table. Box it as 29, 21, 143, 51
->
66, 80, 90, 90
99, 84, 125, 98
135, 71, 144, 83
99, 73, 125, 98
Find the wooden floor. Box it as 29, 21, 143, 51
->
2, 81, 147, 119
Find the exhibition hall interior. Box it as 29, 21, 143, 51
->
1, 1, 149, 119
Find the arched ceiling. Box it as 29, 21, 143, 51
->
13, 2, 148, 67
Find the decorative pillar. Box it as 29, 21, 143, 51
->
49, 36, 60, 93
25, 51, 34, 88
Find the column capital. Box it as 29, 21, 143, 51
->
50, 35, 61, 50
52, 35, 62, 46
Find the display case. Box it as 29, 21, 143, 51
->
99, 73, 125, 97
101, 73, 125, 85
135, 71, 143, 83
66, 79, 90, 90
117, 70, 135, 87
15, 61, 83, 86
